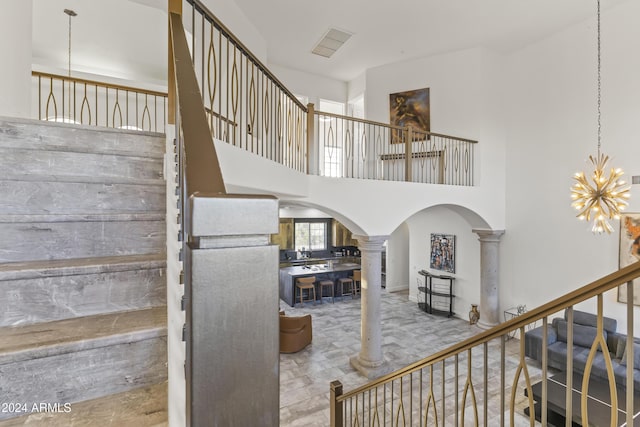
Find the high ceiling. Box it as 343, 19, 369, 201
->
32, 0, 630, 85
234, 0, 630, 81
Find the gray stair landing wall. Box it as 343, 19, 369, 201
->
0, 255, 166, 327
0, 117, 166, 263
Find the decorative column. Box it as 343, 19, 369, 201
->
351, 235, 391, 379
472, 229, 505, 328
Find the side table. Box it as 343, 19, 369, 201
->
504, 306, 535, 339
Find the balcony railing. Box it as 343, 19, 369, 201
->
182, 0, 477, 186
314, 110, 476, 185
33, 71, 167, 133
330, 261, 640, 426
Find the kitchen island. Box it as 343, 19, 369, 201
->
279, 262, 361, 307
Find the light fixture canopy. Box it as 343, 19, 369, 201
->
570, 0, 630, 234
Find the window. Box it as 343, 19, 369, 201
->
294, 220, 328, 251
319, 99, 346, 177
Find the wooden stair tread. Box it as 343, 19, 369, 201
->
0, 254, 166, 281
0, 307, 166, 365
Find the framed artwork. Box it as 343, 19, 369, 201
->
618, 213, 640, 305
430, 233, 455, 274
389, 87, 430, 143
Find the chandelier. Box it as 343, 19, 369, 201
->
570, 0, 630, 234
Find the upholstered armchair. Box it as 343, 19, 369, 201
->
279, 313, 312, 353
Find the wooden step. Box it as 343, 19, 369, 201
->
0, 382, 167, 427
0, 254, 166, 327
0, 308, 167, 421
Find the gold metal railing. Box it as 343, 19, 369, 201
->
184, 0, 308, 173
331, 261, 640, 426
182, 0, 477, 185
314, 110, 477, 185
33, 71, 167, 133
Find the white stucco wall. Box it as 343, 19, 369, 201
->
0, 0, 32, 118
502, 1, 640, 333
405, 206, 482, 319
268, 63, 348, 106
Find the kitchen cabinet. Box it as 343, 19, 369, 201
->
332, 219, 357, 247
271, 218, 294, 249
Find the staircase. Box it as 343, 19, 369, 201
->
0, 118, 167, 425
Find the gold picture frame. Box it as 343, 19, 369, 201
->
389, 88, 430, 143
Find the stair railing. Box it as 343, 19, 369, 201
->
331, 261, 640, 427
169, 6, 280, 425
32, 71, 167, 133
184, 0, 308, 173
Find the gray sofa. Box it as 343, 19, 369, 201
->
524, 309, 640, 390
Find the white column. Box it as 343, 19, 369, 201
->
350, 235, 391, 379
472, 229, 505, 328
0, 0, 32, 118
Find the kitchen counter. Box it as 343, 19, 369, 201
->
279, 256, 360, 268
279, 262, 361, 306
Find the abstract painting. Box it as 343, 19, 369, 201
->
389, 87, 430, 143
430, 233, 455, 274
618, 213, 640, 305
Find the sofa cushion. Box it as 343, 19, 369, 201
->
620, 342, 640, 370
565, 309, 617, 334
556, 319, 605, 349
616, 338, 627, 359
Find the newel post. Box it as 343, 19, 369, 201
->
330, 380, 344, 427
405, 126, 413, 181
306, 102, 315, 175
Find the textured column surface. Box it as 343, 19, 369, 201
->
186, 195, 279, 426
350, 235, 391, 379
472, 229, 505, 328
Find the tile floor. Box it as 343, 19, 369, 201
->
279, 289, 543, 426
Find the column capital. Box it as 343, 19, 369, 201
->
472, 228, 505, 242
352, 235, 388, 252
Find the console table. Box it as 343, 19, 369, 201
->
418, 270, 455, 317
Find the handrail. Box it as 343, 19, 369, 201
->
185, 0, 306, 112
337, 260, 640, 401
169, 11, 226, 195
315, 109, 479, 144
33, 71, 167, 97
33, 70, 167, 132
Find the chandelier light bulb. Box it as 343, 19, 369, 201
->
571, 153, 630, 235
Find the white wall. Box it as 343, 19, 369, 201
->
405, 206, 481, 320
386, 222, 409, 292
268, 63, 347, 106
363, 46, 507, 223
200, 0, 267, 62
0, 0, 32, 118
502, 0, 640, 333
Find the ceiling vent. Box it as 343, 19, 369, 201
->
311, 28, 352, 58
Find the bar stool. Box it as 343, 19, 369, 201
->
352, 270, 362, 297
337, 276, 354, 300
295, 276, 316, 306
317, 279, 335, 303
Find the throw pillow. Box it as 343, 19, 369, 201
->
556, 319, 604, 349
620, 342, 640, 370
616, 338, 627, 360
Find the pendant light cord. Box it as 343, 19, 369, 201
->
597, 0, 601, 157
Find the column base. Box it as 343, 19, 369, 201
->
476, 320, 499, 330
350, 355, 392, 380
